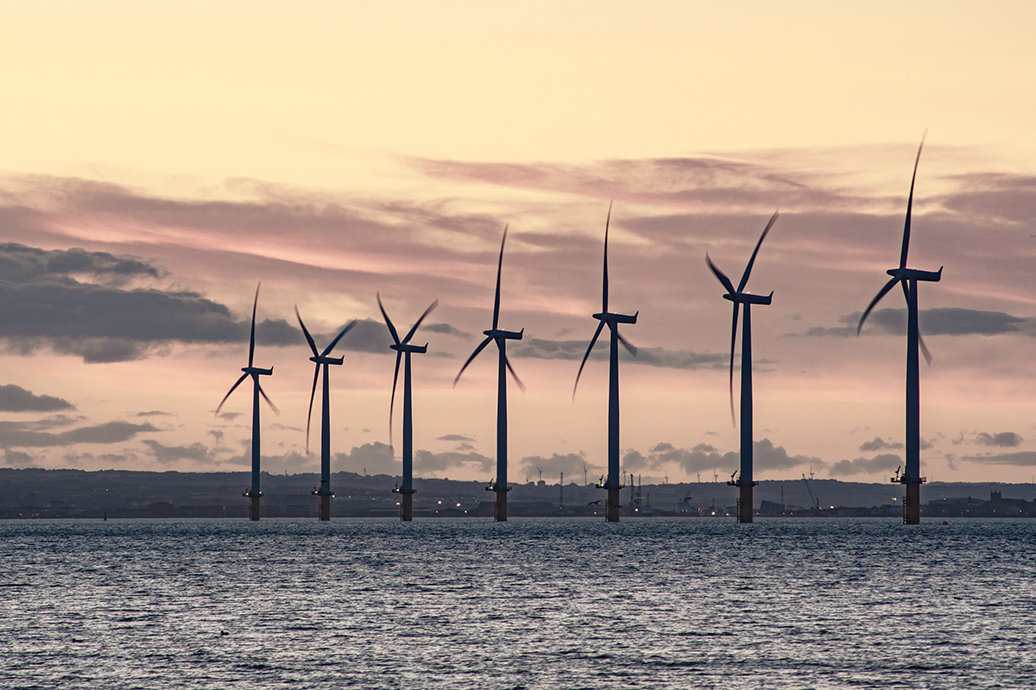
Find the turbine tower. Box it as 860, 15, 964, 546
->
216, 283, 278, 521
296, 307, 356, 522
574, 202, 638, 523
454, 226, 525, 522
706, 211, 778, 524
857, 134, 941, 525
378, 293, 438, 522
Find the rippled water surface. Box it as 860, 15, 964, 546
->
2, 518, 1035, 689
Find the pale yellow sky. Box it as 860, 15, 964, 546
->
2, 1, 1034, 190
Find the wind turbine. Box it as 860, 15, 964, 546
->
295, 306, 356, 522
454, 225, 525, 522
857, 134, 941, 525
706, 211, 778, 524
573, 202, 638, 523
378, 293, 438, 522
216, 283, 278, 521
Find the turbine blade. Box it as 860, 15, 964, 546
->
901, 130, 927, 269
504, 352, 526, 393
295, 305, 320, 357
919, 331, 933, 366
305, 364, 319, 454
729, 303, 740, 426
900, 281, 934, 366
706, 254, 736, 295
493, 226, 507, 331
738, 211, 779, 292
377, 292, 401, 345
215, 372, 249, 416
572, 320, 606, 400
603, 201, 613, 313
322, 319, 357, 357
454, 336, 493, 388
248, 283, 260, 368
857, 276, 901, 335
617, 331, 638, 356
389, 351, 401, 441
256, 379, 279, 416
403, 299, 439, 344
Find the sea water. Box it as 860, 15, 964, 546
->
2, 518, 1034, 689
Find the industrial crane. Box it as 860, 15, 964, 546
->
802, 474, 820, 511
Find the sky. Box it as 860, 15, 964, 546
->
2, 1, 1036, 487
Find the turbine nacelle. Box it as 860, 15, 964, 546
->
705, 212, 779, 427
887, 267, 943, 282
592, 311, 638, 325
454, 228, 525, 402
390, 342, 428, 354
309, 355, 344, 366
484, 328, 524, 341
378, 293, 439, 447
722, 291, 773, 306
216, 284, 279, 423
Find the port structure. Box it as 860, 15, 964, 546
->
574, 202, 638, 523
296, 307, 356, 522
858, 133, 940, 525
707, 212, 779, 524
454, 226, 525, 522
217, 284, 278, 521
379, 294, 438, 522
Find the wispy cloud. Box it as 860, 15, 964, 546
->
415, 449, 494, 475
829, 453, 902, 477
436, 434, 474, 442
953, 431, 1024, 448
961, 451, 1036, 466
0, 419, 158, 447
409, 156, 858, 212
142, 439, 215, 465
512, 337, 725, 370
808, 308, 1034, 338
938, 172, 1036, 225
518, 452, 591, 479
4, 448, 36, 467
976, 431, 1023, 447
623, 439, 822, 475
421, 323, 471, 338
859, 437, 903, 452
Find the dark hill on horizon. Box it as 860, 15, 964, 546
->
2, 467, 1034, 518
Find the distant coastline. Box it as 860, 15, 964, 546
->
3, 467, 1035, 520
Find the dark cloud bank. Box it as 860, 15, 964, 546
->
0, 241, 724, 370
807, 307, 1036, 338
0, 384, 73, 412
0, 418, 157, 447
622, 439, 822, 475
512, 337, 725, 370
0, 243, 367, 363
829, 453, 902, 477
